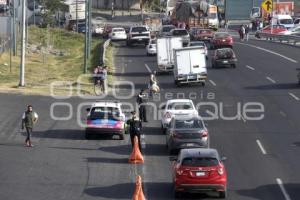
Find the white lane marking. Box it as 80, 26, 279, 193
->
279, 111, 287, 118
246, 65, 255, 70
209, 80, 216, 86
276, 178, 292, 200
288, 92, 300, 101
237, 42, 298, 63
144, 64, 152, 73
256, 139, 267, 155
240, 115, 246, 123
266, 76, 276, 83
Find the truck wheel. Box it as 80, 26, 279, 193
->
175, 80, 181, 87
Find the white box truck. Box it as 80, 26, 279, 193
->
156, 37, 182, 72
174, 47, 207, 86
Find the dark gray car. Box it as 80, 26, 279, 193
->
166, 116, 209, 154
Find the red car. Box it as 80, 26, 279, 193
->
211, 32, 233, 49
172, 148, 227, 198
255, 25, 287, 38
190, 28, 214, 41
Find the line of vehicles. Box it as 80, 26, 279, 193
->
84, 98, 228, 198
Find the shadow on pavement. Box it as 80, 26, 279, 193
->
84, 182, 219, 199
111, 72, 150, 77
86, 157, 128, 164
237, 183, 300, 200
244, 83, 300, 90
29, 130, 121, 140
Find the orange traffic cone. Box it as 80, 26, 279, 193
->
132, 175, 146, 200
129, 136, 144, 164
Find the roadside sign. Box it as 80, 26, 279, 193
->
262, 0, 273, 13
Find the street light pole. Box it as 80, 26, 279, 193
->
84, 0, 88, 74
19, 0, 26, 87
76, 0, 78, 32
12, 0, 16, 56
33, 0, 35, 25
87, 0, 92, 59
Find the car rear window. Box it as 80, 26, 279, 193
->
113, 28, 124, 32
90, 107, 120, 120
175, 119, 204, 129
182, 157, 219, 167
162, 26, 175, 32
190, 42, 205, 47
216, 49, 233, 58
172, 29, 188, 36
132, 27, 147, 32
280, 19, 293, 24
167, 102, 193, 110
215, 33, 229, 38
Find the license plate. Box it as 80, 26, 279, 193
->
186, 143, 194, 147
196, 172, 205, 176
188, 76, 196, 79
138, 38, 142, 41
223, 60, 228, 63
222, 39, 226, 42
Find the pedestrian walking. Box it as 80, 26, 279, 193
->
21, 105, 38, 147
136, 89, 148, 122
239, 25, 245, 41
126, 111, 142, 150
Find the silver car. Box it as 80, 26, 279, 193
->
166, 116, 209, 154
170, 28, 190, 46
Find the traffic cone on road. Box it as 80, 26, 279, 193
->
129, 136, 144, 164
132, 175, 146, 200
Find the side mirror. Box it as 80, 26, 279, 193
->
169, 156, 177, 161
160, 104, 166, 110
86, 108, 91, 112
221, 156, 227, 161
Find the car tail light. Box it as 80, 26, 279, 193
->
164, 112, 172, 119
218, 167, 224, 175
176, 168, 189, 176
201, 130, 208, 137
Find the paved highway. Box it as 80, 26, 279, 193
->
0, 37, 299, 199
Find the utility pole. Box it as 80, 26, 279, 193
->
84, 0, 88, 73
12, 0, 16, 56
19, 0, 26, 87
76, 0, 78, 32
87, 0, 92, 58
33, 0, 35, 25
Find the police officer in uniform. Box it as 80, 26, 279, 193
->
126, 111, 142, 150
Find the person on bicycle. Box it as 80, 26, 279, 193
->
126, 111, 142, 150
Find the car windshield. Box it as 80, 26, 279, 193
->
132, 27, 147, 32
90, 107, 120, 120
172, 30, 188, 36
280, 19, 293, 24
162, 26, 175, 32
167, 102, 193, 110
215, 33, 229, 38
175, 119, 204, 129
182, 157, 219, 167
208, 13, 217, 19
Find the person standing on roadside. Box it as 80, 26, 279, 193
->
21, 105, 38, 147
245, 24, 250, 41
126, 111, 142, 150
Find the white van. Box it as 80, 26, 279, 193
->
273, 15, 294, 29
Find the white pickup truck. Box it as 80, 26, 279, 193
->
173, 47, 207, 86
156, 37, 182, 72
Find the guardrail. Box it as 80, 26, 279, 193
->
257, 32, 300, 46
102, 39, 111, 65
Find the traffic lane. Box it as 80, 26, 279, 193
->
233, 42, 299, 85
203, 54, 300, 199
141, 60, 287, 199
0, 93, 141, 200
247, 39, 300, 63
